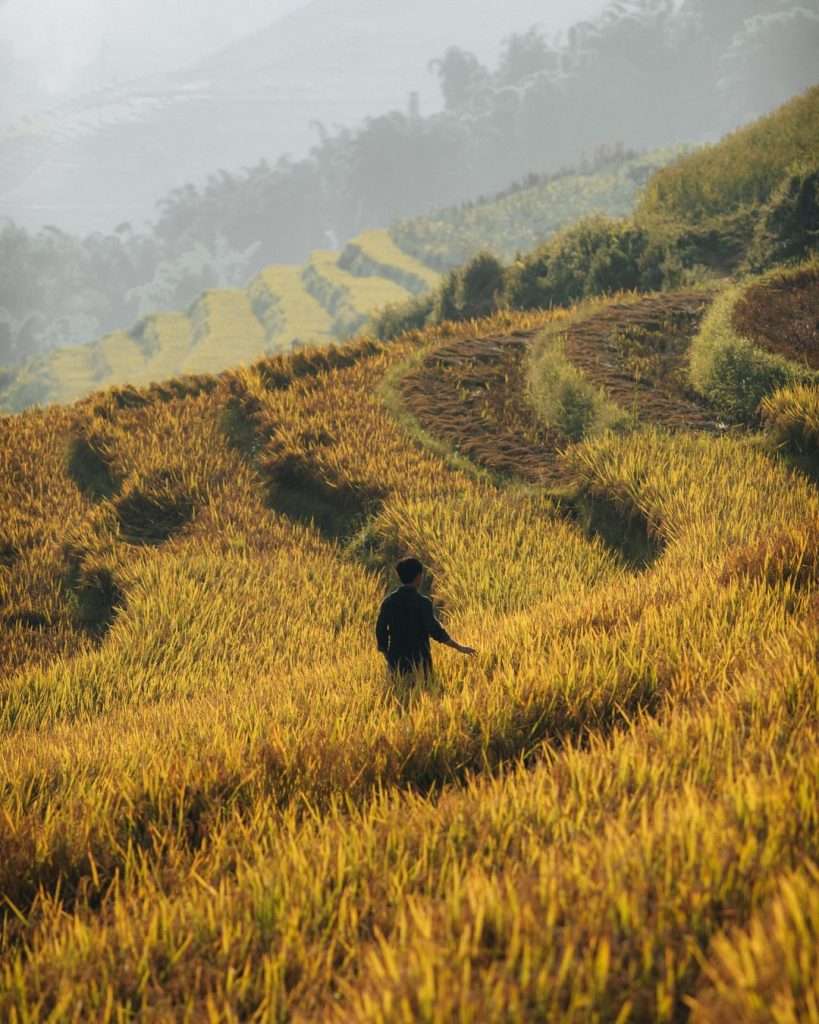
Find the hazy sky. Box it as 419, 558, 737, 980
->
0, 0, 603, 99
0, 0, 310, 94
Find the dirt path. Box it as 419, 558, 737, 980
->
399, 292, 719, 486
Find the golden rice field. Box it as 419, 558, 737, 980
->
344, 230, 442, 293
0, 237, 439, 414
248, 266, 335, 350
0, 294, 817, 1022
303, 251, 414, 326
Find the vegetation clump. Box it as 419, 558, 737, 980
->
529, 331, 629, 442
689, 268, 817, 422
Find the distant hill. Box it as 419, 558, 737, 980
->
0, 0, 602, 234
0, 149, 675, 412
0, 231, 436, 411
391, 149, 680, 270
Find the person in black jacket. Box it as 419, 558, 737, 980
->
375, 557, 477, 681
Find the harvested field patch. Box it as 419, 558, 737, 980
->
732, 264, 819, 369
399, 333, 567, 486
562, 291, 721, 431
399, 293, 720, 493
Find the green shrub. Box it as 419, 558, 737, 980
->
370, 293, 435, 341
689, 287, 810, 422
746, 163, 819, 273
432, 250, 505, 323
504, 216, 657, 311
528, 332, 629, 442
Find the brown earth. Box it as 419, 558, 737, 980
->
732, 265, 819, 370
563, 291, 720, 431
399, 292, 720, 486
399, 332, 567, 486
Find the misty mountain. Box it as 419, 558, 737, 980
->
0, 0, 602, 234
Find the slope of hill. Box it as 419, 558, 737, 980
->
0, 231, 434, 411
2, 80, 818, 1021
391, 148, 679, 269
636, 84, 819, 269
0, 151, 680, 413
0, 278, 816, 1017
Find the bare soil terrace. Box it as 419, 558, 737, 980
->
732, 265, 819, 370
399, 291, 720, 486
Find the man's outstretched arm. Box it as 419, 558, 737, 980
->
424, 600, 477, 657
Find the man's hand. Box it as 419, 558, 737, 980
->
454, 642, 478, 657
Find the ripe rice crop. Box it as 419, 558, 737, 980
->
0, 299, 817, 1021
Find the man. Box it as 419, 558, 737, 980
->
375, 557, 477, 682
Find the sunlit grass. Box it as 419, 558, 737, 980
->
0, 300, 817, 1019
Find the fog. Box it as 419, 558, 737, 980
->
0, 0, 309, 99
1, 0, 600, 116
0, 0, 608, 234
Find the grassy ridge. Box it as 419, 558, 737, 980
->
638, 87, 819, 228
689, 262, 819, 437
391, 149, 679, 269
0, 302, 817, 1018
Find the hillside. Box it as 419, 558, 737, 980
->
0, 230, 438, 411
2, 83, 819, 1014
1, 263, 817, 1018
391, 148, 679, 269
636, 84, 819, 270
0, 151, 677, 413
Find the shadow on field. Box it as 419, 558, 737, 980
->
264, 454, 382, 543
115, 488, 195, 546
63, 548, 126, 640
563, 493, 665, 571
66, 434, 121, 501
0, 540, 18, 568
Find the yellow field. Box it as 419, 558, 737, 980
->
249, 265, 335, 348
42, 316, 196, 407
141, 313, 194, 382
346, 229, 442, 291
0, 294, 816, 1020
305, 250, 413, 319
185, 289, 268, 375
0, 232, 441, 412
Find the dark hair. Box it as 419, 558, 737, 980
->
396, 557, 423, 584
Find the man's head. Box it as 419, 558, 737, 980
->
396, 557, 424, 588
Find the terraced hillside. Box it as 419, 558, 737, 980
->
1, 274, 817, 1019
391, 148, 679, 269
1, 149, 689, 416
0, 231, 439, 414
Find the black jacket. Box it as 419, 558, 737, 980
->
375, 585, 452, 672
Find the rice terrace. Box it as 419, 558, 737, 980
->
1, 4, 819, 1022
